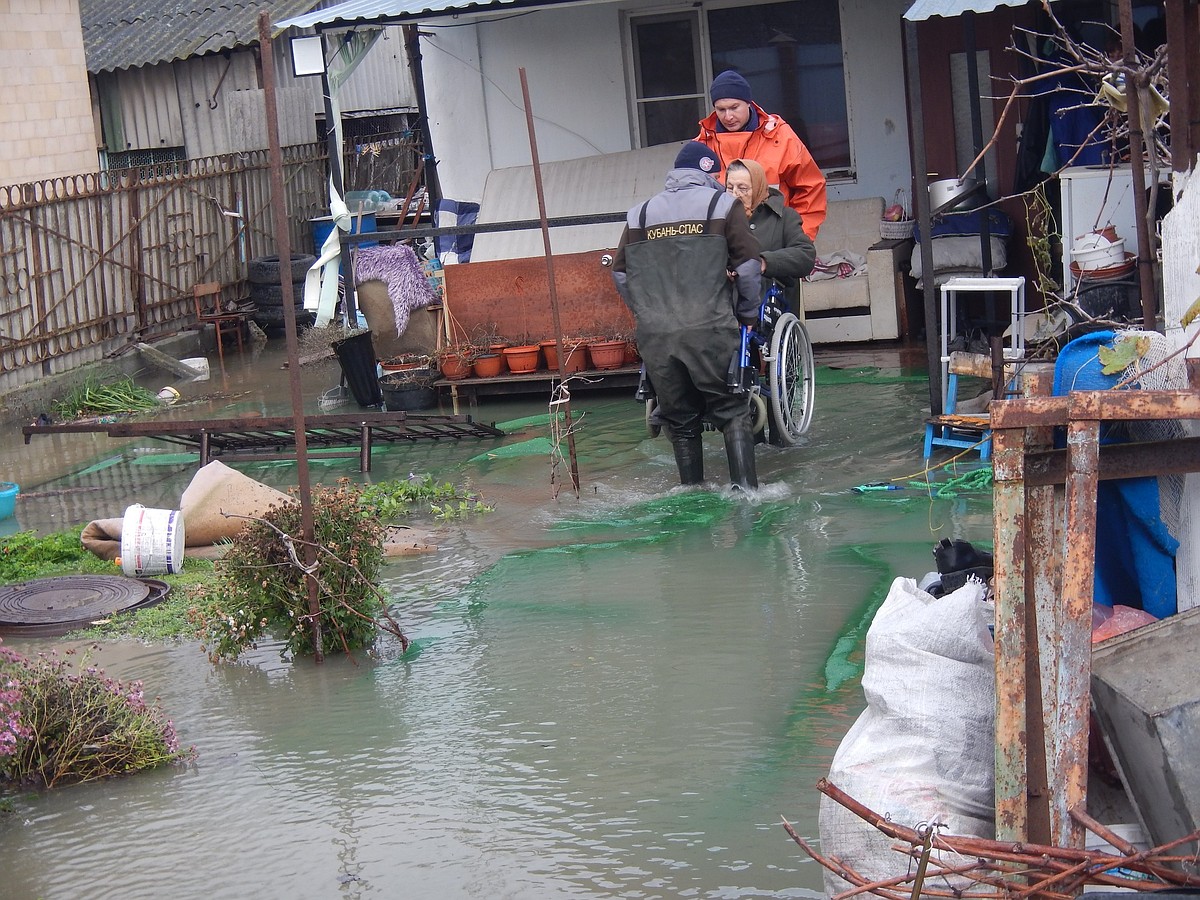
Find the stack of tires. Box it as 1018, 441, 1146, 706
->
248, 253, 318, 334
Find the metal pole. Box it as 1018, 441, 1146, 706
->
259, 12, 323, 662
519, 67, 580, 496
1119, 0, 1158, 326
905, 19, 943, 416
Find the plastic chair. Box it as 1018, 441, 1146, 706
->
192, 282, 248, 366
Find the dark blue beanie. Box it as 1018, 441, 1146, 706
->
710, 70, 753, 104
673, 141, 721, 175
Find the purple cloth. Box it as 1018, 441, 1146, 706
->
353, 245, 437, 337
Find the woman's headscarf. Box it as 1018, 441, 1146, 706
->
729, 158, 769, 212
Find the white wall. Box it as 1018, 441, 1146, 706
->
423, 0, 913, 208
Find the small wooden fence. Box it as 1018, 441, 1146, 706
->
0, 145, 329, 393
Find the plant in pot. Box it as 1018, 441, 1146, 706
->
502, 342, 542, 374
540, 336, 589, 374
472, 351, 504, 378
471, 323, 510, 358
586, 334, 627, 370
380, 352, 433, 373
436, 343, 477, 380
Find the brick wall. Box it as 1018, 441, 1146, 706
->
0, 0, 98, 186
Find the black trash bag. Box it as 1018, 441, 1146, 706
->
929, 538, 994, 596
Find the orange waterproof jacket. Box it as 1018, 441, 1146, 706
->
695, 102, 827, 240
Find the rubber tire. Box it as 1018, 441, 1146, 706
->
748, 391, 769, 435
252, 304, 314, 332
766, 313, 815, 446
248, 254, 318, 285
250, 282, 306, 308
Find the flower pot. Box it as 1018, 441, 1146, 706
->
587, 339, 626, 370
472, 353, 504, 378
488, 344, 510, 372
440, 353, 472, 380
502, 345, 541, 374
380, 373, 436, 411
622, 341, 640, 366
380, 353, 431, 373
540, 340, 588, 374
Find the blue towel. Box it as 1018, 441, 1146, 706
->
1053, 331, 1178, 617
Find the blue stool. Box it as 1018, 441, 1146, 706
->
923, 365, 993, 460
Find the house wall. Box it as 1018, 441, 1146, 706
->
0, 0, 98, 184
422, 0, 913, 210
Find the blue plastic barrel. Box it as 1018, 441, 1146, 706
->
311, 213, 377, 255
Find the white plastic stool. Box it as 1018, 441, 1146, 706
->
938, 276, 1026, 411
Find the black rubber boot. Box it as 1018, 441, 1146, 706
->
724, 427, 758, 489
672, 436, 704, 485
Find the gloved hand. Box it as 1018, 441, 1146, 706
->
738, 315, 758, 329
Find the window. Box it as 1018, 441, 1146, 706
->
627, 0, 850, 171
630, 13, 707, 147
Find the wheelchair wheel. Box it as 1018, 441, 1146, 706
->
766, 312, 815, 445
645, 397, 661, 438
749, 391, 768, 435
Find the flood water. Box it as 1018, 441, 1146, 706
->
0, 340, 993, 898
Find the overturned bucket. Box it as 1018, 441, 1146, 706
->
120, 504, 186, 576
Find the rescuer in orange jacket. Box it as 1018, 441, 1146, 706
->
694, 69, 827, 241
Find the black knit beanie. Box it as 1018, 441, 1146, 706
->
709, 70, 753, 103
673, 142, 721, 175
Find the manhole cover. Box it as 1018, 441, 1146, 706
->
0, 575, 170, 637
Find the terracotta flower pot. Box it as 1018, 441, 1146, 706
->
472, 353, 503, 378
488, 343, 510, 372
503, 345, 541, 374
622, 341, 640, 366
540, 340, 588, 374
440, 353, 472, 380
587, 339, 626, 370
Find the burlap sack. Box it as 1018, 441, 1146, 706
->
178, 460, 294, 545
80, 461, 294, 560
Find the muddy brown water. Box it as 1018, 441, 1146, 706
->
0, 340, 992, 898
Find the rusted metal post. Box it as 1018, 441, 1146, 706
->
991, 416, 1028, 841
259, 12, 323, 662
1022, 364, 1058, 845
1054, 403, 1101, 848
519, 67, 580, 497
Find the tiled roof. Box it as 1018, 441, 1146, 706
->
81, 0, 319, 73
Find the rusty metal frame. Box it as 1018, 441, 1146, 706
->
991, 383, 1200, 847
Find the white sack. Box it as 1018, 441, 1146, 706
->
819, 576, 995, 896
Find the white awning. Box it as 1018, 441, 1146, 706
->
277, 0, 582, 30
903, 0, 1034, 22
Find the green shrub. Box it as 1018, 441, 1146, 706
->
195, 482, 404, 662
0, 641, 191, 788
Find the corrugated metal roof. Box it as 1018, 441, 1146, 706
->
276, 0, 580, 30
81, 0, 318, 73
903, 0, 1033, 21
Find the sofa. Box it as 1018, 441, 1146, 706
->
796, 197, 908, 344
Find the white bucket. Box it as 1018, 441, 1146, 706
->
180, 357, 210, 381
120, 504, 186, 576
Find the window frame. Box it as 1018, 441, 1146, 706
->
622, 0, 854, 178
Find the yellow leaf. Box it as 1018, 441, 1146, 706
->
1181, 296, 1200, 329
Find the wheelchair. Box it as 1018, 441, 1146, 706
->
639, 283, 816, 446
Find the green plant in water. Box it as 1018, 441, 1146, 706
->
51, 376, 161, 421
358, 474, 492, 521
196, 481, 405, 662
0, 640, 191, 788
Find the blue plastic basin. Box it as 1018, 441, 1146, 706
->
0, 482, 19, 520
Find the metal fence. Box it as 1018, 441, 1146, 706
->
0, 144, 329, 392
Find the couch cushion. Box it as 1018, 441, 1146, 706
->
813, 197, 884, 259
